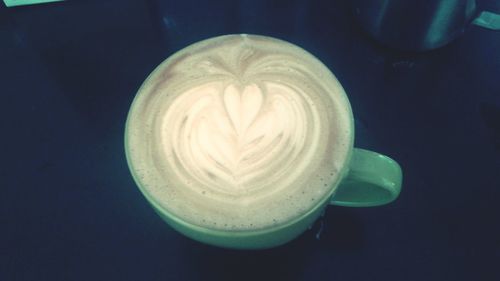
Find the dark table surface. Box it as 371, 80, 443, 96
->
1, 0, 499, 280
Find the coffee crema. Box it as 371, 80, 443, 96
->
126, 35, 353, 231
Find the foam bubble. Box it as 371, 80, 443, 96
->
126, 34, 353, 231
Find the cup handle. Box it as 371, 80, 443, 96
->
472, 11, 500, 30
330, 148, 402, 207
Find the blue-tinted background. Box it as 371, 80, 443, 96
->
1, 0, 499, 280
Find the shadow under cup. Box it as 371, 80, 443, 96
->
124, 34, 402, 249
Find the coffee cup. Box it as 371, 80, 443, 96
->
125, 34, 402, 249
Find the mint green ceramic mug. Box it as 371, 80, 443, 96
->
125, 34, 402, 249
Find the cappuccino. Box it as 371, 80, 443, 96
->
125, 35, 353, 231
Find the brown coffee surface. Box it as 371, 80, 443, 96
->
126, 34, 353, 231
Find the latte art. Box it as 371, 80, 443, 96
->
163, 82, 319, 199
126, 35, 353, 230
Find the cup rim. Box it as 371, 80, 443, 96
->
123, 33, 356, 238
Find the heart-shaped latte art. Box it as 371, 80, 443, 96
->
161, 80, 314, 196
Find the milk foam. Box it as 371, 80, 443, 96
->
126, 34, 353, 231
